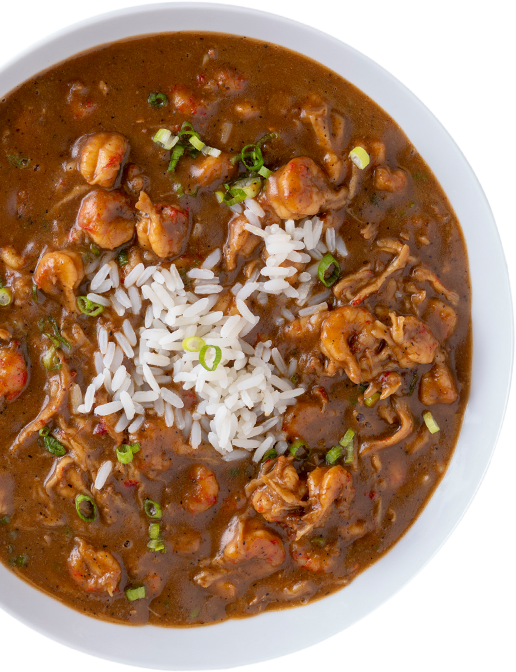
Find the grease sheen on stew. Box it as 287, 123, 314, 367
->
0, 32, 471, 626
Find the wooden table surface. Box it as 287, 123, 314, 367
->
0, 0, 516, 672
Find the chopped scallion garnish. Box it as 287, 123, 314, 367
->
423, 411, 440, 434
0, 287, 12, 306
289, 438, 311, 460
148, 92, 168, 108
261, 448, 277, 462
144, 499, 162, 519
339, 429, 355, 447
77, 296, 104, 317
116, 248, 129, 267
8, 155, 30, 169
42, 346, 62, 371
325, 445, 343, 465
116, 444, 134, 464
47, 316, 71, 350
349, 146, 370, 170
310, 535, 325, 548
168, 144, 185, 173
317, 253, 340, 287
149, 522, 161, 540
199, 344, 222, 371
39, 427, 66, 456
75, 494, 97, 523
364, 392, 381, 408
147, 538, 166, 552
31, 284, 38, 304
182, 336, 206, 352
126, 586, 146, 601
0, 515, 10, 525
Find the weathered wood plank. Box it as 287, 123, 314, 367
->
0, 0, 516, 672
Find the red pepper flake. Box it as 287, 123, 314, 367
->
93, 422, 108, 435
124, 479, 139, 488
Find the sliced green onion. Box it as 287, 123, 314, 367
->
257, 132, 279, 146
75, 494, 97, 523
0, 287, 12, 306
325, 445, 343, 465
32, 284, 38, 304
42, 346, 62, 371
39, 426, 66, 457
199, 344, 222, 371
116, 442, 140, 463
339, 429, 355, 447
148, 92, 168, 107
423, 411, 440, 434
168, 144, 185, 172
177, 121, 199, 139
90, 244, 101, 257
48, 317, 71, 350
41, 434, 66, 456
232, 176, 262, 199
289, 439, 311, 459
261, 448, 277, 462
116, 444, 134, 464
117, 249, 129, 267
364, 392, 381, 408
77, 296, 104, 317
258, 166, 272, 178
215, 190, 224, 203
317, 253, 341, 287
8, 155, 30, 169
349, 146, 370, 170
0, 515, 10, 525
241, 143, 264, 172
153, 128, 178, 151
310, 535, 325, 548
149, 522, 161, 540
10, 554, 29, 567
147, 538, 166, 552
174, 183, 185, 198
182, 336, 205, 352
144, 499, 162, 519
189, 135, 205, 152
344, 443, 354, 463
126, 586, 146, 601
189, 606, 201, 619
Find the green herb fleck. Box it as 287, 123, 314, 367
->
8, 155, 31, 169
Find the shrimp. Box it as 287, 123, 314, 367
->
320, 305, 383, 384
223, 214, 262, 271
360, 397, 414, 455
77, 190, 135, 250
301, 96, 347, 184
182, 464, 219, 514
411, 266, 460, 306
389, 313, 439, 367
291, 537, 340, 573
374, 166, 407, 192
0, 245, 25, 270
295, 465, 354, 540
246, 456, 307, 524
419, 352, 458, 405
78, 132, 128, 188
363, 371, 402, 400
136, 191, 189, 259
265, 157, 348, 220
67, 537, 121, 596
222, 516, 286, 568
188, 152, 237, 189
347, 239, 410, 306
34, 250, 84, 313
0, 342, 28, 402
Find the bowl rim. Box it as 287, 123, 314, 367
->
0, 3, 513, 669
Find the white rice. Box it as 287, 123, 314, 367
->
94, 461, 113, 490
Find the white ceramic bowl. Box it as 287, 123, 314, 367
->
0, 3, 512, 669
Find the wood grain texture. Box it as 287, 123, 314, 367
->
0, 0, 516, 672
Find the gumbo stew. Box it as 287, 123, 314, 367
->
0, 32, 471, 626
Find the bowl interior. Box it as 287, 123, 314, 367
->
0, 3, 512, 669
